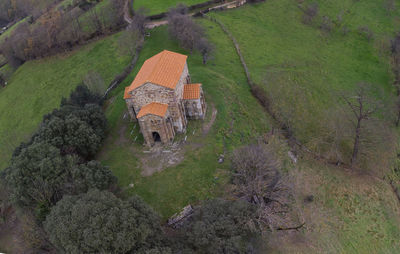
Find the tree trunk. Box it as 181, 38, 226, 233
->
351, 118, 362, 166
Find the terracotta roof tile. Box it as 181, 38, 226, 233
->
124, 87, 131, 99
137, 102, 168, 118
183, 84, 202, 100
125, 50, 187, 97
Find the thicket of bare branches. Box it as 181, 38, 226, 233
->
0, 0, 125, 67
167, 5, 213, 64
118, 10, 146, 57
302, 2, 319, 25
231, 143, 297, 232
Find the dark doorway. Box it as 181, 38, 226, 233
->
152, 132, 161, 142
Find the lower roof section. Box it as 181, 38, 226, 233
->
137, 102, 169, 119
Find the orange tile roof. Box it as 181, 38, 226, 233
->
137, 102, 168, 118
125, 50, 188, 97
124, 87, 131, 99
183, 84, 202, 100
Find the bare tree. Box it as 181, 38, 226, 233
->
130, 9, 147, 36
320, 16, 333, 33
231, 143, 295, 231
168, 11, 200, 52
341, 82, 382, 167
384, 0, 396, 15
196, 37, 213, 64
302, 2, 319, 25
118, 17, 144, 56
167, 5, 213, 63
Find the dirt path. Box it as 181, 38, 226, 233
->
123, 0, 133, 24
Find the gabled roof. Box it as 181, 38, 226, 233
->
125, 50, 188, 98
183, 84, 202, 100
137, 102, 169, 119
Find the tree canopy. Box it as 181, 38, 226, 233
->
44, 189, 166, 254
180, 199, 259, 254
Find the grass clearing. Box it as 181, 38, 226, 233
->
98, 23, 272, 218
133, 0, 206, 15
0, 33, 131, 169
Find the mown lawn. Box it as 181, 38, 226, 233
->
98, 23, 272, 218
0, 33, 131, 169
133, 0, 206, 15
209, 0, 397, 155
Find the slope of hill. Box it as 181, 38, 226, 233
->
209, 0, 398, 169
100, 0, 400, 252
1, 0, 400, 252
0, 33, 131, 169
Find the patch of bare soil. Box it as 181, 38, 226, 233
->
139, 142, 185, 177
139, 104, 218, 177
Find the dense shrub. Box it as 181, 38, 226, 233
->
44, 189, 167, 253
60, 84, 103, 107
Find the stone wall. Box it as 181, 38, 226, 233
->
138, 114, 175, 146
183, 87, 206, 119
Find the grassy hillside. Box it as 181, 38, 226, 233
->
133, 0, 205, 15
100, 0, 400, 252
98, 23, 272, 217
0, 33, 131, 169
209, 0, 398, 167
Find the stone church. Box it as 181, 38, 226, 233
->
124, 50, 206, 146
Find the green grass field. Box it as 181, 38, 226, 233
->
209, 0, 398, 164
98, 23, 272, 218
133, 0, 206, 15
0, 33, 131, 169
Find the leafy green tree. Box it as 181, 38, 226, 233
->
180, 199, 259, 254
44, 189, 166, 254
37, 104, 106, 158
3, 142, 76, 207
70, 161, 117, 193
36, 114, 102, 158
3, 143, 116, 210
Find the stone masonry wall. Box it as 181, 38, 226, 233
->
138, 114, 175, 146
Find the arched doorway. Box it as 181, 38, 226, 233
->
152, 132, 161, 142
